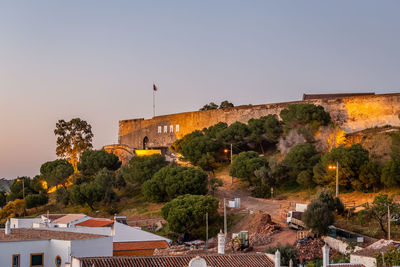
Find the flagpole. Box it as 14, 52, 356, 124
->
153, 85, 155, 117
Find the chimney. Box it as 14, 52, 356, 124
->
322, 244, 330, 267
217, 229, 225, 254
5, 219, 11, 235
275, 250, 281, 267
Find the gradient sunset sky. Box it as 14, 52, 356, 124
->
1, 1, 399, 179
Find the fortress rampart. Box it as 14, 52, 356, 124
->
109, 93, 400, 158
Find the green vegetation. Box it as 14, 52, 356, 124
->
280, 103, 331, 132
229, 151, 268, 185
142, 166, 208, 202
265, 243, 298, 265
78, 149, 121, 175
40, 159, 74, 188
303, 189, 343, 235
364, 194, 400, 235
161, 194, 219, 238
54, 118, 94, 171
121, 154, 167, 185
199, 100, 234, 111
375, 246, 400, 266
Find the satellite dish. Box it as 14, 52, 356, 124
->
188, 256, 207, 267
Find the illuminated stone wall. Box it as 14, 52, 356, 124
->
117, 93, 400, 150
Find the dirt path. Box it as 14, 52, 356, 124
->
214, 172, 299, 248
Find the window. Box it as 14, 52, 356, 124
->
176, 124, 180, 132
158, 126, 162, 133
170, 125, 173, 133
30, 253, 44, 267
12, 254, 20, 267
55, 256, 62, 267
163, 125, 168, 133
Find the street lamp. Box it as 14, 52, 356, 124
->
328, 161, 339, 198
224, 144, 233, 185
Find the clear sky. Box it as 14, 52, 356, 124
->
1, 1, 399, 179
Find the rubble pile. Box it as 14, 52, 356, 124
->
247, 213, 281, 235
249, 233, 274, 246
295, 237, 334, 261
154, 244, 210, 256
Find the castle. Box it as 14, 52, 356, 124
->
104, 93, 400, 164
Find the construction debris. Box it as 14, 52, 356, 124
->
295, 237, 334, 262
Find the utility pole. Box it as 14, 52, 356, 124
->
230, 143, 233, 185
335, 161, 339, 198
223, 198, 227, 243
388, 205, 391, 240
22, 179, 25, 200
206, 212, 209, 249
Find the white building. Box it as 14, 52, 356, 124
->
10, 214, 89, 229
9, 214, 171, 256
1, 220, 112, 267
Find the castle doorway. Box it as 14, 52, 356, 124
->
143, 136, 149, 149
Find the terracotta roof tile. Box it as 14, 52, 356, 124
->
79, 254, 274, 267
0, 229, 106, 242
76, 218, 114, 227
113, 241, 169, 251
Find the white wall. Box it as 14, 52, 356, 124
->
48, 240, 71, 267
10, 218, 41, 229
70, 236, 113, 258
0, 236, 112, 267
0, 240, 49, 267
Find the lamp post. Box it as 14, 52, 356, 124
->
224, 144, 233, 185
17, 178, 25, 200
328, 161, 339, 198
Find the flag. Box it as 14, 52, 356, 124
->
153, 84, 158, 92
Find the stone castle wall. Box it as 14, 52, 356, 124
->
116, 93, 400, 151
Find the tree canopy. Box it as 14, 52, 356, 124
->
283, 143, 320, 185
365, 194, 400, 235
313, 144, 370, 189
40, 159, 74, 189
78, 149, 121, 175
247, 115, 282, 153
54, 118, 94, 171
280, 103, 330, 131
381, 159, 400, 187
229, 151, 268, 184
303, 200, 334, 235
121, 154, 167, 185
161, 194, 219, 237
199, 100, 234, 111
142, 166, 208, 202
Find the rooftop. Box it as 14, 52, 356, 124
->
113, 240, 169, 251
78, 254, 274, 267
52, 214, 87, 224
0, 228, 106, 242
75, 218, 114, 228
351, 239, 400, 257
